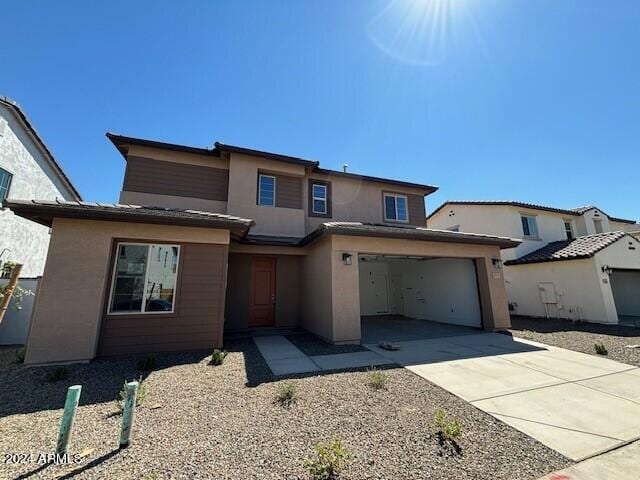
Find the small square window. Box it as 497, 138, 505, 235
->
258, 174, 275, 207
0, 168, 12, 202
384, 193, 408, 222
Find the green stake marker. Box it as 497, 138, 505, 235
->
56, 385, 82, 455
119, 381, 139, 449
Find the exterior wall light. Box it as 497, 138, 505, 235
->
601, 264, 613, 275
492, 258, 503, 269
342, 253, 353, 265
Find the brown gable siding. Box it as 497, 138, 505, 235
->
123, 156, 229, 201
407, 194, 426, 226
274, 174, 302, 209
98, 242, 228, 356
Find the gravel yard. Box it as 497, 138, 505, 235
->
1, 339, 569, 480
510, 316, 640, 367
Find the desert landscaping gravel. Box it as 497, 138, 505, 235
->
510, 316, 640, 367
1, 339, 570, 480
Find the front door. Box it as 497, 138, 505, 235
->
249, 256, 276, 327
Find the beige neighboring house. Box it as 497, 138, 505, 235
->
428, 201, 640, 325
6, 133, 520, 365
0, 96, 81, 345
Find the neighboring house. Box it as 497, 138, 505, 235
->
0, 97, 81, 345
428, 201, 640, 325
7, 133, 519, 365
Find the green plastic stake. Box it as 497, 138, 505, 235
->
56, 385, 82, 455
119, 381, 139, 449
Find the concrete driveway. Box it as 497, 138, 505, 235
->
366, 332, 640, 461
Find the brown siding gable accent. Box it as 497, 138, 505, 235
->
308, 178, 332, 218
124, 156, 229, 202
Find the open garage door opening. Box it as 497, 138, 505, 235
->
610, 269, 640, 326
359, 254, 483, 343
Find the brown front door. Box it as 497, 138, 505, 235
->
249, 256, 276, 327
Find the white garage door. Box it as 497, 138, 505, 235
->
610, 270, 640, 320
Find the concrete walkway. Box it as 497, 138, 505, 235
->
366, 332, 640, 461
253, 336, 390, 376
539, 440, 640, 480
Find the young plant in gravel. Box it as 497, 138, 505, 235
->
137, 355, 157, 372
210, 349, 228, 366
275, 382, 298, 408
434, 408, 462, 455
304, 438, 352, 480
116, 376, 148, 411
366, 367, 389, 390
45, 366, 69, 382
594, 343, 608, 355
14, 347, 26, 364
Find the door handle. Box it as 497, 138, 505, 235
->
271, 294, 276, 304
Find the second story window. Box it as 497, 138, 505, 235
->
564, 220, 574, 240
0, 167, 12, 202
384, 193, 408, 223
311, 183, 327, 214
593, 219, 604, 234
258, 174, 276, 207
520, 214, 539, 239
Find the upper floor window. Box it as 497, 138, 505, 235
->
258, 174, 275, 207
0, 167, 12, 202
384, 193, 408, 222
564, 220, 574, 240
311, 183, 327, 214
520, 214, 538, 238
593, 219, 604, 234
109, 243, 180, 314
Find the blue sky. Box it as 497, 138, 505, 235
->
2, 0, 638, 218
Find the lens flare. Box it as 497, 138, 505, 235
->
368, 0, 476, 66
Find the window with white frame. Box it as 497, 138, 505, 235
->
0, 167, 12, 202
520, 215, 539, 238
109, 243, 180, 314
383, 193, 408, 222
564, 220, 574, 240
258, 174, 276, 206
311, 183, 327, 214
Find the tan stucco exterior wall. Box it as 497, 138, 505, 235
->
24, 218, 230, 365
300, 237, 334, 341
119, 190, 228, 213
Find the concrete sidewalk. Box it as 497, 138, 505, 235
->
367, 332, 640, 461
539, 441, 640, 480
254, 335, 391, 376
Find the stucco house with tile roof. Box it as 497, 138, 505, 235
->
428, 201, 640, 325
6, 133, 521, 365
0, 96, 81, 345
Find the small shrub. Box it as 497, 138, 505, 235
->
14, 347, 26, 364
594, 343, 608, 356
45, 366, 69, 382
366, 367, 389, 390
275, 382, 298, 407
210, 349, 228, 366
304, 438, 352, 480
137, 355, 157, 371
434, 408, 462, 441
117, 377, 147, 410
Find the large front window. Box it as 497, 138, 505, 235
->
0, 167, 12, 202
384, 193, 408, 222
109, 243, 180, 314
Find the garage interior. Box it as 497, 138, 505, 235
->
358, 254, 483, 343
610, 269, 640, 326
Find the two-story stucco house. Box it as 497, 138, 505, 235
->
428, 201, 640, 325
6, 133, 520, 365
0, 96, 81, 345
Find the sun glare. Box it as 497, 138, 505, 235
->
368, 0, 475, 66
